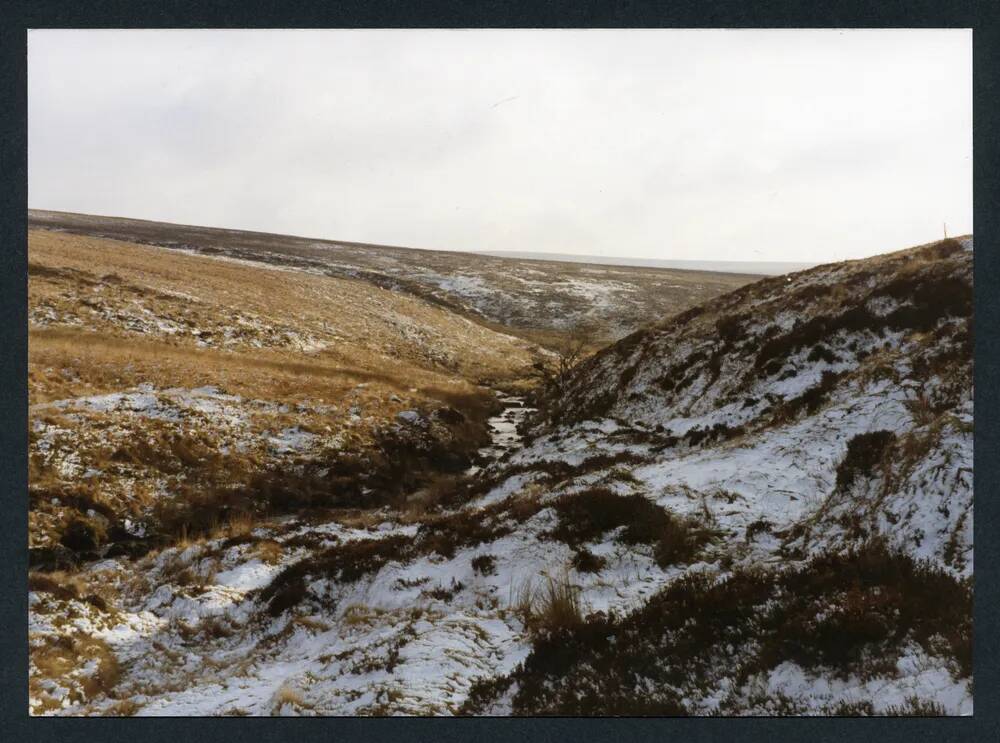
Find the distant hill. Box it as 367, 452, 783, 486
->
29, 210, 756, 342
476, 249, 818, 276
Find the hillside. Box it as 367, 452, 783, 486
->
466, 235, 974, 714
27, 232, 973, 716
28, 227, 542, 563
28, 210, 755, 342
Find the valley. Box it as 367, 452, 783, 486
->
26, 216, 973, 717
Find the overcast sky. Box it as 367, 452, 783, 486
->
29, 29, 971, 263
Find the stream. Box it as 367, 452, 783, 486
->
466, 395, 536, 475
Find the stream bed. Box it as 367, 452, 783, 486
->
466, 395, 536, 475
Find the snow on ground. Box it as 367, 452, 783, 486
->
751, 651, 971, 716
28, 236, 973, 716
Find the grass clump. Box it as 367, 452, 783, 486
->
29, 570, 86, 601
510, 572, 586, 635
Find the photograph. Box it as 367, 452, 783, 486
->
25, 28, 973, 716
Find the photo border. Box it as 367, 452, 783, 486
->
2, 2, 996, 740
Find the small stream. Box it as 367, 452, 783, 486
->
465, 395, 536, 475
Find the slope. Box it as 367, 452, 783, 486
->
28, 209, 756, 341
27, 234, 973, 716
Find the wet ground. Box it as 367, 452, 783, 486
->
466, 395, 536, 474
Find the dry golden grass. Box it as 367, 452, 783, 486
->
226, 510, 255, 538
28, 228, 539, 403
341, 603, 384, 627
513, 571, 587, 634
271, 683, 308, 713
29, 325, 477, 408
28, 226, 544, 558
291, 615, 332, 633
254, 539, 284, 565
101, 699, 143, 717
30, 634, 120, 713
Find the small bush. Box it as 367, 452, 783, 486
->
684, 422, 745, 447
807, 344, 839, 364
426, 577, 465, 601
549, 488, 710, 568
715, 316, 744, 344
771, 371, 844, 424
834, 430, 896, 492
745, 518, 773, 541
59, 516, 107, 552
571, 548, 607, 574
471, 554, 497, 576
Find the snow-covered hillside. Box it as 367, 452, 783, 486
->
28, 236, 973, 716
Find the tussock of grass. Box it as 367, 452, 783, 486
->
102, 699, 143, 717
271, 683, 308, 714
510, 572, 586, 634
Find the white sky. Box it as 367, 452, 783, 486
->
28, 29, 971, 262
